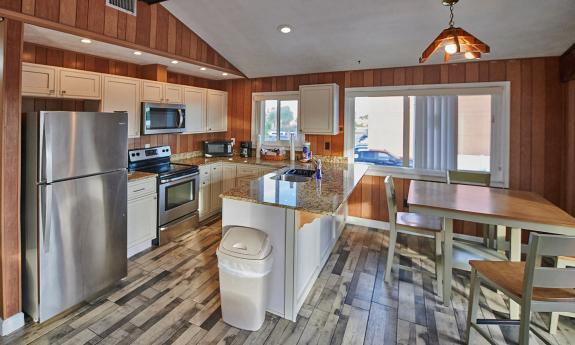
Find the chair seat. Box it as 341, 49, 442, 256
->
396, 212, 442, 232
470, 261, 575, 302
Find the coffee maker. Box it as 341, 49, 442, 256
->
240, 141, 252, 157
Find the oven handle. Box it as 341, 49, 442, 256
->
160, 172, 199, 184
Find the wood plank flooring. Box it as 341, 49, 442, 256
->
2, 220, 574, 345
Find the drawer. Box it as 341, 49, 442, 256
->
236, 165, 261, 178
128, 177, 156, 200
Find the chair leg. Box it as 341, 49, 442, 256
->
518, 301, 532, 345
435, 232, 443, 297
465, 268, 481, 344
385, 224, 398, 283
549, 313, 559, 335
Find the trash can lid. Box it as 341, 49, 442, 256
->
219, 226, 271, 260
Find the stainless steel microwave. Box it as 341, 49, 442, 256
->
142, 103, 186, 135
204, 141, 233, 157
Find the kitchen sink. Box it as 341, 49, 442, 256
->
283, 169, 316, 177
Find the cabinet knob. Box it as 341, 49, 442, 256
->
61, 90, 66, 94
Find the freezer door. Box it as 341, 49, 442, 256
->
40, 111, 128, 183
37, 170, 127, 322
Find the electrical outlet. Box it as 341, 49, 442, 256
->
144, 144, 151, 148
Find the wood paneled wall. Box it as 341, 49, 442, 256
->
22, 42, 230, 154
565, 80, 575, 215
0, 19, 23, 320
223, 57, 568, 236
0, 0, 241, 75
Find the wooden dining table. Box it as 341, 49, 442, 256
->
407, 180, 575, 318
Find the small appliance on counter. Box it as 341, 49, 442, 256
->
204, 140, 233, 157
129, 146, 199, 245
240, 141, 252, 158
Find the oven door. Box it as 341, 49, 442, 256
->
142, 103, 186, 135
158, 172, 199, 226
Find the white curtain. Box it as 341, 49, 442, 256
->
413, 96, 458, 171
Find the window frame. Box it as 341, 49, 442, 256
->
344, 82, 511, 188
251, 91, 303, 148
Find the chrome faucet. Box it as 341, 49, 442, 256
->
312, 158, 322, 179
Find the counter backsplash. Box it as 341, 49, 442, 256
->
170, 150, 349, 164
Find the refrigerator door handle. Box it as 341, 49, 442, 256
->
41, 185, 53, 253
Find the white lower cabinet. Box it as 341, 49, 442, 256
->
127, 177, 157, 258
222, 164, 237, 193
210, 164, 223, 211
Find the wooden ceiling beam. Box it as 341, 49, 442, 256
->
560, 42, 575, 82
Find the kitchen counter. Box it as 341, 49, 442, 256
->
172, 155, 289, 168
221, 162, 368, 215
127, 171, 157, 182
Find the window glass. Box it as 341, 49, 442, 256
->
457, 95, 491, 172
354, 96, 405, 167
263, 100, 278, 142
279, 100, 298, 141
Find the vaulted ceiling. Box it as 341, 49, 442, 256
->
164, 0, 575, 78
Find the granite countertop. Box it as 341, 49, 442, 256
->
219, 162, 369, 216
128, 171, 157, 182
172, 156, 289, 168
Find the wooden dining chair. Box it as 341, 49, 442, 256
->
465, 233, 575, 345
384, 176, 444, 290
549, 256, 575, 334
447, 170, 498, 249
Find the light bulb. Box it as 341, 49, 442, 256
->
444, 43, 457, 54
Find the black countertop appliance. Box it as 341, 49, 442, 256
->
240, 141, 252, 158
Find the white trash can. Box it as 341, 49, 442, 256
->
216, 226, 273, 331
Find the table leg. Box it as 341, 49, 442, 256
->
442, 218, 453, 306
509, 227, 522, 319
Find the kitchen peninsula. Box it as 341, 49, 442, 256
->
220, 161, 368, 321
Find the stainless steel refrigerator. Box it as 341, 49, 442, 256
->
22, 111, 128, 322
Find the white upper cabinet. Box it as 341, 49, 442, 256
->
183, 87, 207, 134
141, 80, 164, 103
299, 83, 339, 135
22, 63, 57, 97
102, 75, 141, 138
59, 69, 101, 99
206, 89, 228, 132
164, 84, 183, 104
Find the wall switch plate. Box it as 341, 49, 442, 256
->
144, 144, 151, 148
324, 142, 330, 150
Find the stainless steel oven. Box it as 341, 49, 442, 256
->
142, 103, 186, 135
158, 172, 199, 226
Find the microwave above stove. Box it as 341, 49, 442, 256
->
142, 103, 186, 135
204, 141, 233, 157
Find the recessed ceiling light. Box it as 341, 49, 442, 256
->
80, 38, 92, 44
200, 67, 207, 71
133, 51, 142, 56
171, 60, 179, 64
222, 73, 228, 76
277, 25, 292, 34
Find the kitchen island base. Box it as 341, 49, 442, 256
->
221, 198, 347, 321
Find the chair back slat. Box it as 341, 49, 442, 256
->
447, 170, 491, 187
532, 268, 575, 289
525, 233, 575, 292
384, 176, 397, 225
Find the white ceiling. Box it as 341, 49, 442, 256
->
164, 0, 575, 78
23, 25, 242, 80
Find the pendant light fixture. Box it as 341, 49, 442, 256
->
420, 0, 490, 63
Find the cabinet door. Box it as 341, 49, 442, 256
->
164, 84, 183, 104
206, 90, 227, 132
59, 69, 101, 99
141, 81, 164, 103
222, 164, 237, 192
22, 63, 57, 97
299, 84, 339, 135
183, 87, 207, 133
199, 179, 210, 219
127, 194, 157, 249
210, 164, 223, 211
102, 76, 141, 138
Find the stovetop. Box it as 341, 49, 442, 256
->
128, 146, 198, 179
137, 163, 198, 177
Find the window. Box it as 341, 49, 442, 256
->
345, 83, 509, 187
252, 92, 303, 147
